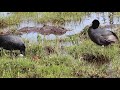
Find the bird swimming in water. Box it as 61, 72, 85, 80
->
88, 19, 119, 46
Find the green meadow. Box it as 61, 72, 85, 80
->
0, 12, 120, 78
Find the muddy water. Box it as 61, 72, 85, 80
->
1, 12, 120, 47
16, 12, 120, 46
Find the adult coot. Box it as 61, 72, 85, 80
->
88, 19, 119, 46
0, 34, 26, 56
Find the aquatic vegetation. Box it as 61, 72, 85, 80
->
35, 12, 88, 24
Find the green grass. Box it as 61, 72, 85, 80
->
0, 12, 88, 29
0, 12, 120, 78
0, 12, 119, 28
0, 37, 120, 78
35, 12, 88, 24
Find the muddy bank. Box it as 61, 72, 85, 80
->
18, 25, 72, 35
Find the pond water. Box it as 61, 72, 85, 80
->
1, 12, 120, 46
17, 12, 120, 42
0, 12, 12, 18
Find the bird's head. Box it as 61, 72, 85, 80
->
92, 19, 100, 29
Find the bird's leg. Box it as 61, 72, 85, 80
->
0, 48, 2, 56
20, 49, 25, 56
1, 48, 5, 56
10, 50, 14, 58
10, 50, 12, 56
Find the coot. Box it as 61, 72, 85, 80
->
88, 19, 119, 46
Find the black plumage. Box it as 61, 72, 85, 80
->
88, 19, 119, 46
0, 34, 25, 55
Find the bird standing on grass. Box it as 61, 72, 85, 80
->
88, 19, 119, 46
0, 34, 26, 56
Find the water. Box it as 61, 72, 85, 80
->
0, 12, 12, 18
17, 12, 120, 43
21, 32, 38, 43
1, 12, 120, 46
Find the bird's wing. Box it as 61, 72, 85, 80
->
109, 31, 119, 40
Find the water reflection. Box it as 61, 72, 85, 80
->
1, 12, 120, 46
21, 32, 38, 43
0, 12, 120, 45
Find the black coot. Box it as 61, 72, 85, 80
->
0, 34, 25, 56
88, 19, 119, 46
